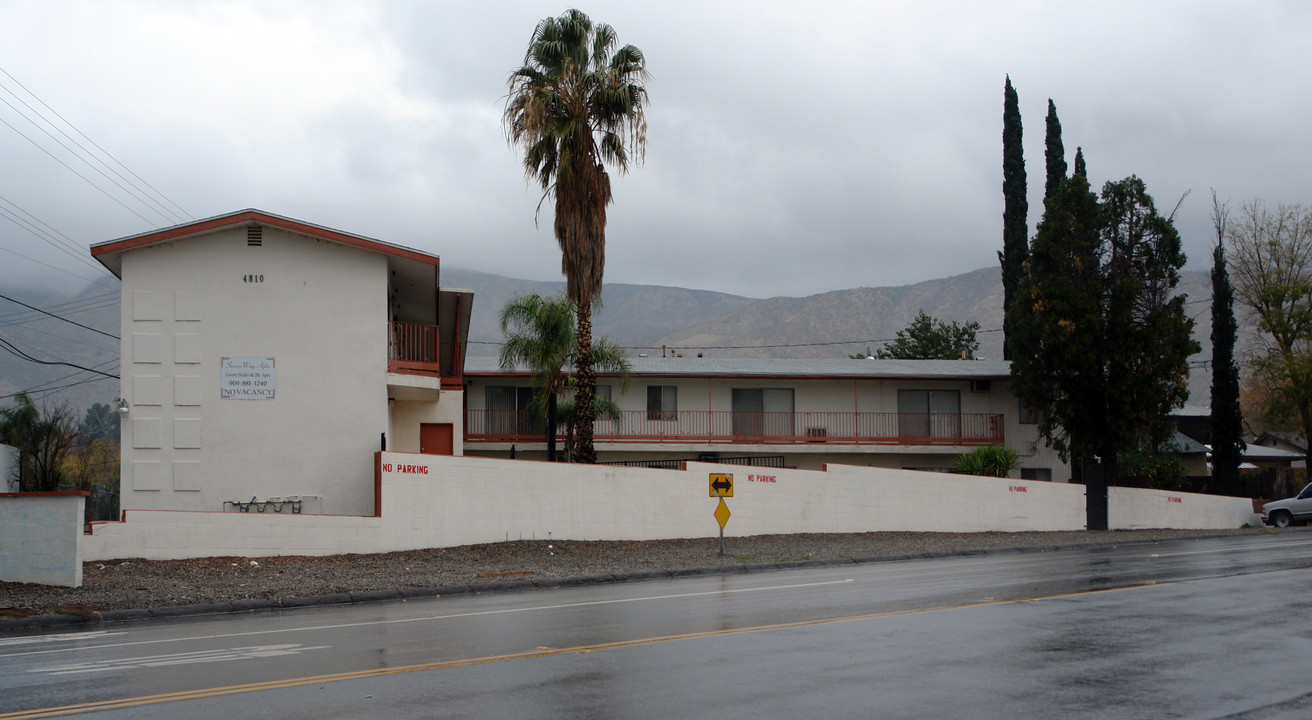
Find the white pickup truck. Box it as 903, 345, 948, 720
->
1262, 482, 1312, 528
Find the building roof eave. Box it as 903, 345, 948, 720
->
90, 208, 440, 277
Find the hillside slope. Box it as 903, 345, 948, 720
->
0, 266, 1239, 413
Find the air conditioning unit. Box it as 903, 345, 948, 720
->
806, 427, 828, 438
970, 380, 992, 394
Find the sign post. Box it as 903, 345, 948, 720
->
710, 473, 733, 555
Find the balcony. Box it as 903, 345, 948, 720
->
465, 410, 1005, 446
388, 321, 439, 374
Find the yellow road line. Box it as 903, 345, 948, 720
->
1, 579, 1174, 719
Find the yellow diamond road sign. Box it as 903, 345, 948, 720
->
709, 473, 733, 497
714, 497, 731, 530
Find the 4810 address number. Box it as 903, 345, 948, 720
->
243, 274, 264, 283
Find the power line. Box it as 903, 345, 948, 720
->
0, 65, 192, 222
18, 358, 118, 391
0, 191, 107, 258
469, 326, 1005, 352
0, 114, 159, 226
0, 335, 119, 378
0, 296, 118, 330
0, 92, 181, 225
0, 358, 119, 401
0, 195, 114, 278
0, 292, 118, 339
1, 373, 116, 402
0, 291, 117, 325
0, 243, 108, 286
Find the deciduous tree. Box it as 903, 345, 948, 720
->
1226, 200, 1312, 470
0, 393, 79, 492
875, 310, 980, 360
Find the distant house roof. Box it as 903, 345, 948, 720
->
465, 356, 1013, 380
1252, 431, 1307, 453
1164, 430, 1209, 456
90, 208, 440, 277
1242, 443, 1304, 463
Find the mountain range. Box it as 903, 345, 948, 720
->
0, 266, 1227, 414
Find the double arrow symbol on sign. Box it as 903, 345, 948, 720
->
711, 477, 732, 494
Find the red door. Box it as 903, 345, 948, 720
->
420, 423, 454, 455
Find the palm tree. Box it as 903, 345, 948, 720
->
499, 292, 632, 462
504, 9, 649, 463
499, 293, 574, 462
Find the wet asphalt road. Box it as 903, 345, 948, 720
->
3, 531, 1312, 719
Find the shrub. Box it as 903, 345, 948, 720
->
954, 444, 1020, 478
1117, 452, 1187, 490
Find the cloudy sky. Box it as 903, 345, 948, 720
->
0, 0, 1309, 300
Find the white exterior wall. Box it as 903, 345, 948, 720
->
80, 453, 1258, 562
1, 494, 85, 587
466, 374, 1071, 481
118, 227, 390, 516
388, 394, 465, 454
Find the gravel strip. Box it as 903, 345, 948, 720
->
0, 528, 1270, 628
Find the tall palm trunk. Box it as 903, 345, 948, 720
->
573, 301, 597, 464
546, 393, 559, 463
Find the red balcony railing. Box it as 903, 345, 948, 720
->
388, 321, 439, 373
465, 410, 1004, 446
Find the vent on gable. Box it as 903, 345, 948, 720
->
247, 226, 263, 247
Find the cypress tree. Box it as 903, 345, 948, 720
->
1012, 167, 1198, 528
1044, 99, 1066, 203
1209, 197, 1246, 494
999, 76, 1028, 361
1072, 147, 1086, 179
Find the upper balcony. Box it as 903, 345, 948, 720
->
388, 320, 440, 374
385, 248, 473, 391
465, 410, 1005, 447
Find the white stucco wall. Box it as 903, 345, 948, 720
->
117, 227, 390, 516
1, 493, 85, 587
81, 453, 1257, 561
388, 393, 465, 454
465, 374, 1073, 482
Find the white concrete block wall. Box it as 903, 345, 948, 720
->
79, 454, 1258, 562
1109, 486, 1261, 529
1, 494, 86, 587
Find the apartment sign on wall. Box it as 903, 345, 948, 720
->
220, 356, 276, 399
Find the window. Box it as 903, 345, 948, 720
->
485, 386, 539, 435
595, 385, 612, 401
897, 389, 961, 438
732, 388, 795, 437
647, 386, 676, 421
1021, 468, 1052, 482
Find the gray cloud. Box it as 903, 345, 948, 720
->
1, 0, 1309, 300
